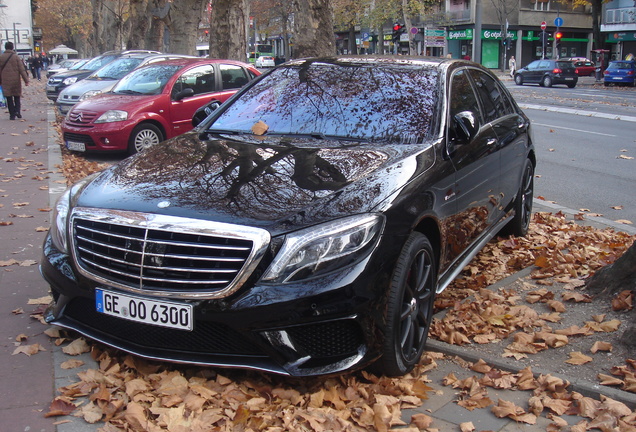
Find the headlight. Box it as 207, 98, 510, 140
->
49, 175, 96, 254
62, 77, 78, 85
261, 214, 384, 283
79, 90, 102, 101
95, 110, 128, 123
50, 188, 71, 253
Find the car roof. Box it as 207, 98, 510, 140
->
138, 57, 256, 68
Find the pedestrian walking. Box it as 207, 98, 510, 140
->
33, 54, 43, 81
0, 41, 30, 120
508, 55, 516, 78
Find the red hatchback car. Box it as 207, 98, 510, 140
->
62, 58, 260, 154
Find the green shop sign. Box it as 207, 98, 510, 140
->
607, 32, 636, 42
448, 29, 517, 40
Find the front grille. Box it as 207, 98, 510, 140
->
67, 110, 99, 125
71, 208, 270, 299
63, 132, 95, 145
64, 298, 264, 356
287, 320, 363, 359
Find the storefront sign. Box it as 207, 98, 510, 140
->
607, 32, 636, 42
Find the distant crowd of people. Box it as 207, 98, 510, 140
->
23, 53, 50, 81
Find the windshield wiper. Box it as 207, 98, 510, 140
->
115, 89, 143, 95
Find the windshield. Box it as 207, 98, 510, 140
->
112, 64, 182, 95
89, 58, 145, 80
210, 60, 439, 143
82, 54, 119, 71
70, 59, 89, 70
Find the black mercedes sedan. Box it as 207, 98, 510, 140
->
41, 56, 536, 377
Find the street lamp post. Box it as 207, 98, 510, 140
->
13, 22, 22, 44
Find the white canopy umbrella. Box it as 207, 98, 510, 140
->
48, 44, 79, 57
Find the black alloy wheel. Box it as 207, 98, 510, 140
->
376, 232, 437, 377
514, 74, 524, 86
542, 75, 553, 87
503, 158, 534, 237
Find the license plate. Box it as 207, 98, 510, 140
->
46, 85, 56, 92
66, 141, 86, 152
565, 78, 574, 80
95, 288, 193, 331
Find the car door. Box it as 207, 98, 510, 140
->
446, 68, 501, 253
469, 69, 528, 215
522, 61, 540, 83
169, 64, 222, 136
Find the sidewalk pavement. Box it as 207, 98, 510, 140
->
0, 78, 634, 432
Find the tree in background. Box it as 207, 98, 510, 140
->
209, 0, 249, 61
36, 0, 92, 56
291, 0, 336, 57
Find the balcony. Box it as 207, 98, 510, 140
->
601, 7, 636, 32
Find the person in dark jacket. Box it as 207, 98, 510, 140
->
0, 42, 30, 120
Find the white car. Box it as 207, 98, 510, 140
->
255, 56, 275, 68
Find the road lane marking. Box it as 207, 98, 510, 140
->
532, 122, 617, 137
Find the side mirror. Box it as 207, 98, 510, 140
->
192, 101, 221, 127
174, 87, 195, 101
452, 111, 478, 143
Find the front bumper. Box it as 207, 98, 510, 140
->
41, 235, 392, 376
61, 120, 136, 152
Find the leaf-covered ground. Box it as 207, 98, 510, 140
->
10, 122, 634, 431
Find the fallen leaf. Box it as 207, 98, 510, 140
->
62, 338, 91, 356
44, 397, 77, 417
251, 120, 269, 135
28, 295, 52, 305
12, 343, 46, 356
460, 422, 475, 432
565, 351, 593, 365
590, 341, 612, 353
61, 359, 85, 369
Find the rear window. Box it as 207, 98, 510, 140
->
556, 61, 575, 69
608, 62, 634, 70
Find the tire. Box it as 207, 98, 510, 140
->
567, 83, 576, 88
501, 159, 534, 237
375, 232, 437, 377
604, 82, 609, 87
514, 74, 523, 86
542, 75, 552, 88
128, 123, 163, 155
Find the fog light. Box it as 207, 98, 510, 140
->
101, 138, 110, 144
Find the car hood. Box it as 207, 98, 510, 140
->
60, 79, 115, 97
50, 69, 94, 80
75, 132, 435, 235
71, 93, 157, 115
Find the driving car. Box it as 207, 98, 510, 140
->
603, 60, 636, 87
569, 59, 595, 77
46, 50, 160, 101
60, 58, 260, 154
42, 56, 535, 377
56, 53, 197, 114
255, 55, 275, 68
513, 59, 578, 88
46, 58, 88, 78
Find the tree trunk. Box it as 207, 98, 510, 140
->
125, 0, 151, 50
292, 0, 335, 58
586, 242, 636, 347
166, 0, 207, 55
209, 0, 249, 61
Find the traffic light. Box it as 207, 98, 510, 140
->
554, 31, 563, 51
392, 23, 404, 43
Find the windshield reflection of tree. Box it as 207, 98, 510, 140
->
111, 136, 389, 220
211, 59, 438, 143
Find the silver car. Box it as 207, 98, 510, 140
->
56, 53, 196, 114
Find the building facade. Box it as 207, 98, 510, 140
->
601, 0, 636, 61
0, 0, 35, 58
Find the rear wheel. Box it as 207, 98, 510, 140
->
375, 232, 437, 377
514, 74, 524, 86
567, 82, 576, 88
501, 159, 534, 237
542, 75, 553, 87
128, 123, 163, 155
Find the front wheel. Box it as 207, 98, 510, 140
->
567, 83, 576, 88
514, 74, 524, 86
375, 232, 437, 377
542, 76, 553, 87
128, 123, 163, 155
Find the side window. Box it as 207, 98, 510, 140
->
537, 60, 550, 69
449, 69, 482, 137
172, 65, 216, 99
220, 64, 250, 90
527, 61, 539, 70
469, 70, 513, 122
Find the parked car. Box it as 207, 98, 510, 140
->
255, 55, 275, 68
569, 59, 595, 77
603, 60, 636, 87
42, 57, 535, 377
56, 53, 197, 114
46, 58, 88, 78
61, 58, 260, 154
46, 50, 160, 102
513, 59, 578, 88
